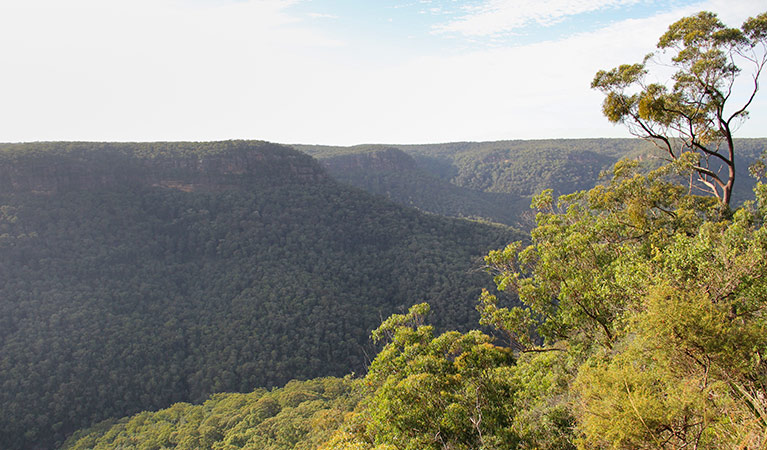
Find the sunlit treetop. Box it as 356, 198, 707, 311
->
593, 11, 767, 206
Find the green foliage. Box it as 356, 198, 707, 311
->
574, 208, 767, 448
61, 377, 359, 450
317, 148, 529, 227
505, 351, 576, 449
324, 306, 519, 450
481, 162, 719, 352
322, 302, 580, 450
481, 158, 767, 448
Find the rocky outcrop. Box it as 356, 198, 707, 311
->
320, 147, 418, 173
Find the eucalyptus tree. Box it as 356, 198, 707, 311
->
592, 11, 767, 206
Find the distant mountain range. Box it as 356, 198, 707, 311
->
298, 138, 766, 226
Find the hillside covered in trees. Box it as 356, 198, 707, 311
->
0, 141, 516, 450
3, 136, 766, 450
298, 138, 767, 227
3, 137, 765, 450
65, 156, 767, 449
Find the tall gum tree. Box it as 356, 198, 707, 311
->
592, 11, 767, 206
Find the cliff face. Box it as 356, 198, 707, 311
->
0, 141, 328, 194
320, 147, 418, 173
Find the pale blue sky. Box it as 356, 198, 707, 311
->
288, 0, 701, 48
0, 0, 764, 144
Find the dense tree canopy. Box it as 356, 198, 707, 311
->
59, 149, 767, 449
0, 142, 514, 450
477, 160, 767, 448
61, 377, 359, 450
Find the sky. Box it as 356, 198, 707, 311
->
0, 0, 765, 145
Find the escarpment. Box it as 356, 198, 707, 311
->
0, 141, 328, 194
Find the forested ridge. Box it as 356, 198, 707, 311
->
304, 146, 529, 226
298, 138, 767, 227
0, 141, 516, 450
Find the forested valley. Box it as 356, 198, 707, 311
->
298, 138, 767, 227
61, 149, 767, 450
2, 133, 767, 450
0, 141, 517, 449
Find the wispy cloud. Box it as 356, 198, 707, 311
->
433, 0, 645, 37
